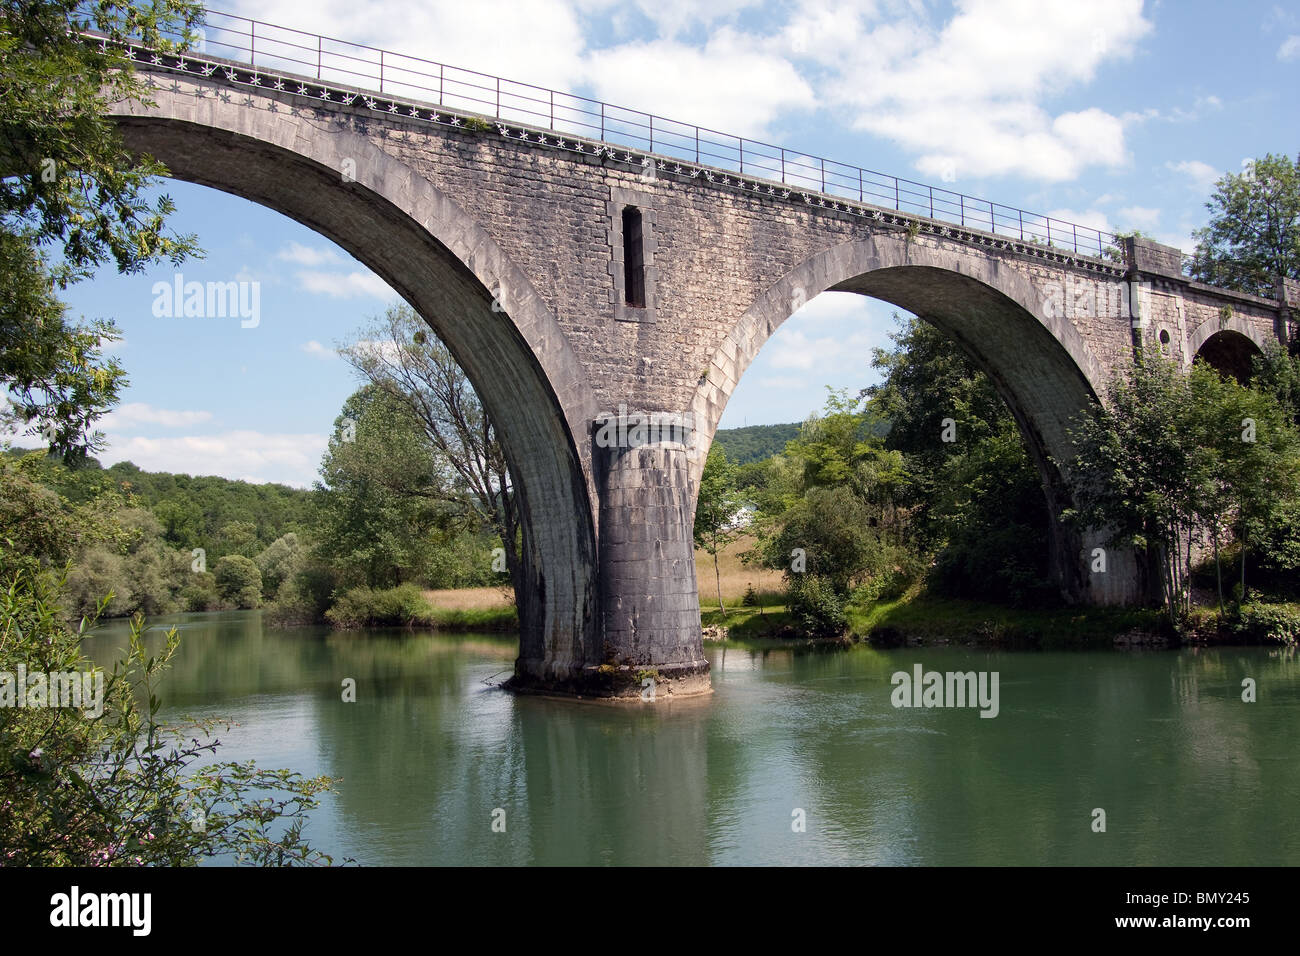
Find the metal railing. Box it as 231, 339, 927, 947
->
139, 7, 1121, 260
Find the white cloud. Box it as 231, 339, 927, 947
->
1115, 205, 1161, 229
100, 403, 214, 430
296, 270, 393, 299
784, 0, 1151, 181
98, 430, 328, 488
301, 339, 338, 359
1166, 159, 1221, 191
224, 0, 590, 92
217, 0, 1148, 185
766, 326, 878, 371
585, 32, 815, 138
1046, 207, 1112, 232
1279, 35, 1300, 60
278, 241, 343, 267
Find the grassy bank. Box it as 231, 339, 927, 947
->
845, 588, 1169, 647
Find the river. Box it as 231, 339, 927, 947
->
82, 610, 1300, 866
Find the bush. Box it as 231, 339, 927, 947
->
325, 583, 435, 628
63, 547, 133, 620
786, 573, 847, 638
179, 570, 222, 612
214, 555, 262, 610
255, 533, 303, 601
1230, 603, 1300, 645
265, 558, 338, 625
0, 557, 340, 865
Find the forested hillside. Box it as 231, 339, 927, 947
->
711, 422, 800, 463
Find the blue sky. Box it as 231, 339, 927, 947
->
13, 0, 1300, 486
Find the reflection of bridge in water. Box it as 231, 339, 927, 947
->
101, 9, 1299, 697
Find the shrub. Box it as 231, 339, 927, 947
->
265, 559, 338, 626
0, 557, 340, 865
63, 547, 133, 620
1230, 603, 1300, 645
786, 573, 847, 638
214, 555, 262, 610
325, 583, 435, 628
179, 571, 221, 612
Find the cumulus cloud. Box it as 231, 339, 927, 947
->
301, 340, 338, 359
1279, 35, 1300, 60
794, 0, 1152, 181
278, 242, 343, 267
1046, 207, 1112, 232
584, 32, 815, 138
1115, 205, 1161, 229
216, 0, 1146, 182
296, 270, 393, 299
100, 403, 214, 430
98, 430, 327, 488
1166, 159, 1221, 191
223, 0, 590, 91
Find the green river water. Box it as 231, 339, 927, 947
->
82, 610, 1300, 866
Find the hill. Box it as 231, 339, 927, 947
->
711, 422, 801, 464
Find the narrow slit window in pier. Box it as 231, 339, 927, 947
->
622, 206, 646, 308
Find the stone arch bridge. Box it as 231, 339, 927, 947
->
103, 22, 1298, 697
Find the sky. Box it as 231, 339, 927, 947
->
11, 0, 1300, 486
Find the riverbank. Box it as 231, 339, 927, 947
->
701, 588, 1300, 649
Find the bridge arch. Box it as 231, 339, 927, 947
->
107, 93, 600, 685
692, 233, 1110, 602
1187, 315, 1266, 384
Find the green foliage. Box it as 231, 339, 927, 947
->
338, 304, 519, 596
263, 556, 337, 626
213, 555, 262, 610
1, 0, 203, 461
1068, 348, 1300, 622
179, 570, 221, 612
786, 573, 847, 638
0, 560, 340, 865
1189, 153, 1300, 296
1229, 603, 1300, 645
927, 419, 1054, 605
325, 583, 436, 628
313, 386, 457, 589
254, 532, 302, 599
1252, 341, 1300, 428
695, 444, 742, 614
712, 422, 801, 464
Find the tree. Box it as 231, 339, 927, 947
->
313, 386, 456, 589
1068, 348, 1300, 624
0, 561, 339, 865
213, 555, 262, 610
1, 0, 203, 461
864, 314, 1050, 601
255, 532, 303, 600
1189, 153, 1300, 297
340, 305, 520, 599
1252, 341, 1300, 428
1067, 350, 1205, 625
694, 444, 741, 615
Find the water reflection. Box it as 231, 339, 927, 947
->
82, 613, 1300, 865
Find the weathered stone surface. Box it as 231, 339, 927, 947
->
106, 63, 1296, 697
